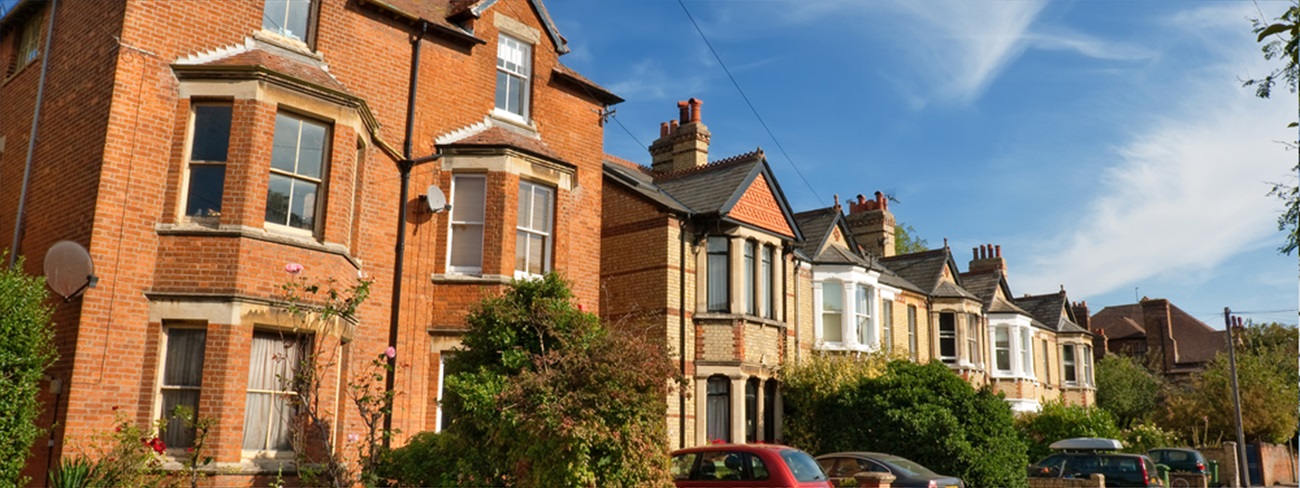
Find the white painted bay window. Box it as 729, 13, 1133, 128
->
855, 285, 873, 347
447, 175, 486, 275
820, 281, 843, 343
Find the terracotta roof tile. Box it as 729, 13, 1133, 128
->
444, 126, 562, 161
199, 49, 350, 94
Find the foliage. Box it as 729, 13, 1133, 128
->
1121, 422, 1176, 455
1245, 2, 1300, 254
1017, 402, 1121, 462
0, 254, 58, 486
169, 404, 216, 488
1159, 323, 1299, 445
1095, 354, 1164, 428
779, 351, 894, 450
57, 409, 172, 488
277, 270, 383, 488
894, 223, 929, 255
784, 359, 1028, 488
384, 274, 680, 487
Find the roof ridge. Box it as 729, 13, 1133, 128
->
604, 153, 650, 173
653, 148, 764, 180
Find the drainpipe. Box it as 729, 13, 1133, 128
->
9, 0, 59, 268
383, 20, 440, 450
792, 253, 800, 363
678, 217, 687, 449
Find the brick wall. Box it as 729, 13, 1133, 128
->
3, 0, 609, 482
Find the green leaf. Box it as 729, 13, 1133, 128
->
1257, 22, 1294, 42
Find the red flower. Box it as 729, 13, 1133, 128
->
186, 447, 194, 453
143, 437, 166, 454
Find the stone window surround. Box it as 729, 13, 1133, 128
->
492, 13, 541, 125
932, 301, 984, 370
164, 76, 365, 258
694, 227, 786, 323
430, 147, 575, 282
691, 366, 782, 448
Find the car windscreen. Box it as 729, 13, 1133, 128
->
780, 449, 828, 482
881, 456, 940, 477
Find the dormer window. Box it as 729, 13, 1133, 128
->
263, 0, 315, 42
495, 34, 531, 120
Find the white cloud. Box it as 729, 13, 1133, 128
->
1016, 79, 1294, 298
606, 59, 708, 101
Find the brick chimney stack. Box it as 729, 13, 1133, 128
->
968, 243, 1007, 276
845, 191, 895, 257
649, 98, 711, 173
1140, 297, 1178, 374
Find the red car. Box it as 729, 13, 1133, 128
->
670, 444, 834, 488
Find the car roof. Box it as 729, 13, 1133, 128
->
1149, 448, 1201, 453
817, 452, 899, 460
1049, 438, 1124, 451
672, 444, 799, 455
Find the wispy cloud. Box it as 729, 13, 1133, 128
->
606, 59, 708, 101
1017, 81, 1293, 298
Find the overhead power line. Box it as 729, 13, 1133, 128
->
676, 0, 823, 207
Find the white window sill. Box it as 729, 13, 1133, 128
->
253, 29, 318, 59
264, 222, 318, 240
490, 108, 535, 132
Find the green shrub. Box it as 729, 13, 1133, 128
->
1122, 422, 1177, 454
1017, 401, 1121, 461
784, 359, 1028, 488
1095, 354, 1163, 428
0, 254, 58, 486
385, 274, 679, 487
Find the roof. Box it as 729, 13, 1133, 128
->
1091, 301, 1226, 365
1016, 292, 1090, 334
442, 126, 565, 162
191, 48, 350, 93
552, 64, 623, 105
879, 248, 976, 300
602, 159, 690, 213
791, 207, 859, 265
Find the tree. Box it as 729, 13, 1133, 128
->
895, 223, 929, 255
0, 254, 57, 486
385, 274, 680, 487
784, 358, 1028, 488
1159, 323, 1298, 444
1244, 2, 1299, 254
1017, 402, 1122, 462
1094, 354, 1164, 429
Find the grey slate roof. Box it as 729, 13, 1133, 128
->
792, 207, 840, 258
879, 248, 977, 300
654, 150, 765, 216
959, 270, 1032, 316
1015, 292, 1091, 335
603, 160, 691, 213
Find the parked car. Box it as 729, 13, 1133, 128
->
815, 452, 965, 488
1028, 438, 1165, 488
1147, 448, 1208, 475
670, 444, 834, 487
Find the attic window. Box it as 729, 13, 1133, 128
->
7, 10, 41, 76
495, 34, 531, 121
262, 0, 316, 43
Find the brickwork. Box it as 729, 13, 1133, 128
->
2, 0, 610, 482
728, 174, 794, 238
1027, 474, 1105, 488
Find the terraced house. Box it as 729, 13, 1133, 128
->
0, 0, 618, 483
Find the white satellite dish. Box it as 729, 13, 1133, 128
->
44, 240, 97, 301
423, 185, 450, 213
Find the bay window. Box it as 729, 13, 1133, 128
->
1022, 330, 1034, 377
881, 300, 893, 353
1063, 344, 1078, 385
707, 237, 729, 312
515, 181, 553, 277
855, 285, 872, 347
744, 241, 756, 315
761, 246, 774, 319
966, 314, 981, 366
994, 327, 1012, 373
159, 327, 206, 449
821, 281, 843, 343
706, 376, 730, 443
938, 313, 956, 363
447, 175, 486, 274
184, 104, 231, 219
266, 112, 327, 233
243, 331, 307, 454
907, 305, 918, 360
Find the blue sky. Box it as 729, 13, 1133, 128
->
546, 0, 1298, 327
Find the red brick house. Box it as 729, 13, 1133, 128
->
0, 0, 617, 483
1089, 298, 1226, 377
602, 99, 804, 449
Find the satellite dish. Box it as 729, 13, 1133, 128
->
44, 240, 97, 301
423, 185, 450, 213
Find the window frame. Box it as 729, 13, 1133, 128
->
156, 325, 207, 451
1062, 344, 1078, 386
760, 245, 774, 319
14, 12, 41, 71
744, 378, 759, 443
261, 0, 319, 46
264, 110, 329, 236
706, 375, 731, 443
994, 326, 1012, 373
494, 34, 533, 122
881, 300, 893, 353
938, 312, 957, 364
1043, 338, 1052, 383
1082, 345, 1094, 387
514, 180, 554, 279
743, 240, 756, 316
1021, 329, 1035, 377
907, 305, 918, 360
820, 280, 844, 344
966, 314, 981, 366
706, 237, 730, 313
242, 330, 310, 457
182, 102, 233, 220
854, 284, 872, 348
447, 174, 487, 275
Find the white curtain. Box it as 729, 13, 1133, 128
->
706, 377, 730, 442
242, 332, 301, 451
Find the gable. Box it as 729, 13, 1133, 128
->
727, 173, 794, 238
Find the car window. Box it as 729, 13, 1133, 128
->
671, 453, 697, 481
750, 453, 770, 480
695, 451, 748, 481
883, 457, 938, 477
781, 449, 828, 482
817, 457, 840, 476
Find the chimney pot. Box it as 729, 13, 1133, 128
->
670, 119, 678, 132
660, 122, 670, 138
995, 245, 1001, 258
677, 101, 689, 123
688, 98, 702, 123
972, 247, 979, 260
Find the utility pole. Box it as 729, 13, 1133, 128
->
1223, 307, 1249, 488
